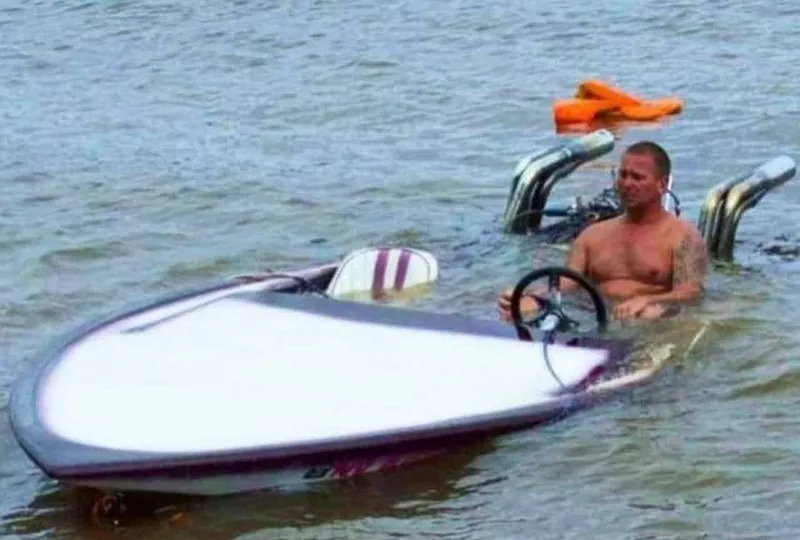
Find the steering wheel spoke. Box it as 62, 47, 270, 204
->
548, 273, 561, 293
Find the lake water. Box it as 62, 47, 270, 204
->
2, 0, 799, 538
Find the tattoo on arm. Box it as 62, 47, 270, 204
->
673, 232, 709, 287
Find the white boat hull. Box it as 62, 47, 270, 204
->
9, 258, 646, 496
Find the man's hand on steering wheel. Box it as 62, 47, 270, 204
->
500, 267, 609, 335
497, 288, 542, 321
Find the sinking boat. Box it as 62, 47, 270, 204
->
13, 132, 787, 498
501, 129, 797, 262
9, 246, 647, 497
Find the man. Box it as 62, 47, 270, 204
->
497, 140, 709, 322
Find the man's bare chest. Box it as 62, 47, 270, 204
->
588, 235, 673, 285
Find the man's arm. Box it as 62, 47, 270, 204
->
647, 225, 708, 305
561, 229, 590, 289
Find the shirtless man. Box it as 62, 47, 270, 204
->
497, 140, 709, 322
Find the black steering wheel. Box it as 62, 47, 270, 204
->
509, 266, 608, 338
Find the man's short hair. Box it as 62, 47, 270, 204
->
625, 141, 671, 179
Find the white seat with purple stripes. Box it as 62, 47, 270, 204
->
326, 247, 439, 299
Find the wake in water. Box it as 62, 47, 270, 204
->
587, 317, 713, 393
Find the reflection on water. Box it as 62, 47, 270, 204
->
554, 117, 681, 137
2, 443, 494, 539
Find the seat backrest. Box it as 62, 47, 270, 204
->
326, 247, 439, 300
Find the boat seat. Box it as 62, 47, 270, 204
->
325, 247, 440, 300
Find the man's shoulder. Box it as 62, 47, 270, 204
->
573, 216, 621, 247
666, 215, 705, 247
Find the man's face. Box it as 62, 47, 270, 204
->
615, 151, 665, 210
